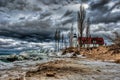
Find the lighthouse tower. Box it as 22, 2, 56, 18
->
72, 34, 78, 47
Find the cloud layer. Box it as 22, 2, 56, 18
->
0, 0, 120, 43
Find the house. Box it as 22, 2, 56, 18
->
78, 37, 104, 47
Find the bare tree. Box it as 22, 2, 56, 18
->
104, 32, 120, 46
69, 23, 74, 47
64, 38, 67, 49
86, 18, 90, 38
113, 32, 120, 46
77, 4, 86, 48
68, 32, 71, 47
54, 29, 58, 52
61, 33, 64, 49
86, 18, 90, 48
54, 29, 61, 52
57, 30, 61, 51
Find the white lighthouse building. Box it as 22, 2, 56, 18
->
72, 34, 78, 47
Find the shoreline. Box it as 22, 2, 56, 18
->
0, 57, 120, 80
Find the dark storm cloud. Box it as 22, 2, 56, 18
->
90, 0, 109, 10
89, 0, 120, 23
0, 0, 8, 7
0, 0, 120, 42
0, 0, 57, 41
0, 18, 56, 41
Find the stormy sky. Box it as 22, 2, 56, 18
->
0, 0, 120, 42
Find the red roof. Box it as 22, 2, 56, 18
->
78, 37, 104, 45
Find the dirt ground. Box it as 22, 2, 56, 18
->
1, 58, 120, 80
25, 59, 97, 80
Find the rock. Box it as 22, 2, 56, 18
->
96, 69, 101, 72
19, 52, 29, 58
32, 57, 42, 61
6, 54, 18, 62
46, 72, 56, 77
17, 56, 24, 61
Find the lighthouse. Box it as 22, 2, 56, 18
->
72, 34, 78, 47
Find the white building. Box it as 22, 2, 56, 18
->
72, 34, 78, 47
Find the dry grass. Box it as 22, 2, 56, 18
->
115, 59, 120, 63
62, 45, 120, 62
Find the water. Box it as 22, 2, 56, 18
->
0, 36, 55, 55
0, 49, 23, 55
